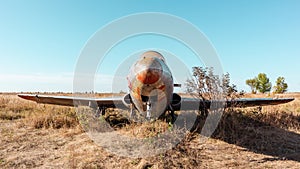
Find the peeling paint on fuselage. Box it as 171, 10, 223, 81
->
127, 51, 174, 118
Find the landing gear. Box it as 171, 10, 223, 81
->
95, 107, 106, 118
141, 95, 152, 120
146, 101, 152, 120
129, 104, 136, 119
130, 104, 134, 118
169, 110, 176, 123
167, 105, 177, 123
158, 105, 176, 123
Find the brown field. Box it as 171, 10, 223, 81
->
0, 93, 300, 168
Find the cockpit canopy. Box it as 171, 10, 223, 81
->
139, 51, 165, 62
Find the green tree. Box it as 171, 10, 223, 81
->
245, 78, 258, 94
273, 76, 288, 93
256, 73, 272, 93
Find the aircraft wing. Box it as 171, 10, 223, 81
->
178, 97, 294, 111
18, 94, 294, 111
17, 94, 127, 109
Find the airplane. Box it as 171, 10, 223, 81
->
18, 51, 294, 121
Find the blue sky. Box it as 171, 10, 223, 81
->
0, 0, 299, 92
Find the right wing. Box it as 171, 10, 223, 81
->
177, 97, 294, 111
18, 94, 127, 109
225, 97, 295, 107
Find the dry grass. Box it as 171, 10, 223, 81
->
0, 92, 300, 168
0, 95, 79, 129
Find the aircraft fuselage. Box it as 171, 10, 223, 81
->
127, 51, 174, 119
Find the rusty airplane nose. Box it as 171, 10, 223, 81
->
137, 68, 161, 84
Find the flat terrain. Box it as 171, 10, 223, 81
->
0, 93, 300, 168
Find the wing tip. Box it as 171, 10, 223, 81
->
275, 97, 294, 102
17, 94, 37, 101
283, 97, 295, 103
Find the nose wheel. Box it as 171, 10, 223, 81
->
146, 101, 152, 120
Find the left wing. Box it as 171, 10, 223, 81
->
18, 94, 127, 109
